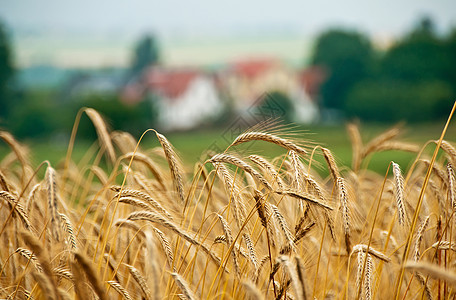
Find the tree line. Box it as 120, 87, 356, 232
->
0, 17, 455, 140
311, 17, 456, 122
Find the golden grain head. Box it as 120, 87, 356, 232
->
2, 109, 456, 299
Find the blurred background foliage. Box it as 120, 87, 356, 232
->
0, 16, 455, 143
312, 18, 456, 123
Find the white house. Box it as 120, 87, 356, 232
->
219, 58, 320, 124
123, 67, 224, 131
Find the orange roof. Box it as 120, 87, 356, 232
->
298, 66, 327, 97
230, 58, 280, 79
145, 68, 200, 99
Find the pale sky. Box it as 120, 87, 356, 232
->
1, 0, 455, 68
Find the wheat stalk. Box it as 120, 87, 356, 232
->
347, 123, 363, 171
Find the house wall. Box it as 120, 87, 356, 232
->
224, 65, 319, 123
157, 76, 223, 130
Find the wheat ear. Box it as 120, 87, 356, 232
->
32, 271, 56, 300
321, 147, 340, 182
270, 204, 295, 253
432, 241, 456, 251
0, 191, 32, 230
405, 261, 456, 287
15, 248, 43, 272
152, 227, 175, 271
447, 163, 456, 210
231, 131, 307, 155
210, 153, 273, 190
126, 211, 221, 267
413, 215, 430, 261
21, 230, 59, 298
53, 267, 74, 281
155, 132, 186, 203
277, 255, 305, 300
392, 162, 408, 226
45, 166, 60, 241
249, 154, 285, 190
85, 108, 116, 164
123, 152, 166, 189
362, 126, 401, 158
356, 252, 373, 300
290, 150, 304, 192
113, 187, 173, 219
242, 280, 263, 300
347, 123, 363, 171
59, 213, 77, 250
73, 251, 107, 300
217, 213, 241, 276
126, 263, 152, 300
213, 162, 247, 226
0, 131, 29, 169
171, 272, 197, 300
243, 233, 258, 271
440, 140, 456, 166
337, 177, 351, 254
351, 244, 391, 263
107, 280, 133, 300
275, 190, 333, 211
70, 260, 90, 300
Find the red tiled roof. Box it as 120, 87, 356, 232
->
145, 68, 200, 99
230, 58, 279, 79
298, 66, 327, 97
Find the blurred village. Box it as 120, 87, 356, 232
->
0, 16, 455, 141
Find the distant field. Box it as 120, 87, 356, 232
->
2, 122, 454, 176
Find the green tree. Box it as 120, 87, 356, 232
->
311, 29, 373, 111
130, 34, 160, 77
381, 17, 450, 82
444, 27, 456, 87
345, 80, 453, 122
74, 93, 158, 139
0, 21, 14, 123
256, 91, 294, 123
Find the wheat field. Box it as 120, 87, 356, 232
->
1, 107, 456, 299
